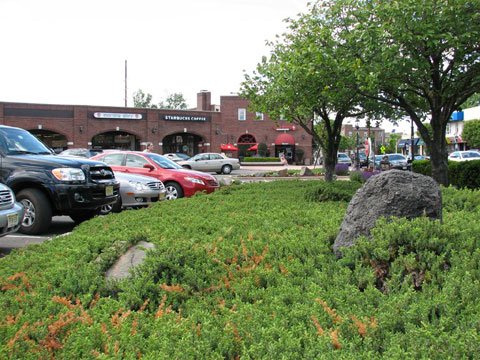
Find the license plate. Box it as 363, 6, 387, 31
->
7, 213, 18, 228
105, 185, 114, 196
159, 192, 166, 200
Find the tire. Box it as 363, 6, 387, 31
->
182, 165, 191, 169
70, 209, 100, 224
221, 164, 233, 174
100, 196, 122, 215
17, 188, 52, 235
164, 182, 184, 200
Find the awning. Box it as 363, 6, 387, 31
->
274, 133, 295, 145
248, 143, 258, 151
220, 143, 238, 151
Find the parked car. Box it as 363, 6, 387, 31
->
99, 172, 166, 215
178, 153, 241, 174
0, 183, 25, 237
164, 153, 190, 162
0, 125, 119, 234
448, 150, 480, 162
374, 153, 411, 170
337, 152, 352, 166
58, 148, 104, 158
91, 151, 219, 200
414, 155, 430, 161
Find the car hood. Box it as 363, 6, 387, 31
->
12, 154, 109, 168
114, 172, 160, 183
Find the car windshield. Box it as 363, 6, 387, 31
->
145, 153, 183, 169
0, 127, 53, 155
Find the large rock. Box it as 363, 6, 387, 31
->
299, 166, 315, 176
333, 170, 442, 255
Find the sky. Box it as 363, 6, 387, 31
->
0, 0, 309, 109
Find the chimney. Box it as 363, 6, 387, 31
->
197, 90, 211, 111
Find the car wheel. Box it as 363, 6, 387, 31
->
164, 182, 184, 200
182, 165, 192, 169
70, 209, 100, 224
99, 204, 113, 215
221, 165, 232, 174
17, 188, 52, 235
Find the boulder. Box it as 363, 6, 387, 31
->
277, 168, 289, 177
299, 166, 315, 176
333, 170, 442, 255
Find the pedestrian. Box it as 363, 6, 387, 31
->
143, 142, 154, 152
279, 152, 288, 166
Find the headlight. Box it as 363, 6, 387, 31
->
128, 181, 150, 191
185, 177, 205, 185
52, 168, 85, 181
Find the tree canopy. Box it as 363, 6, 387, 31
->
462, 119, 480, 149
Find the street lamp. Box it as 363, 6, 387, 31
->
355, 119, 360, 169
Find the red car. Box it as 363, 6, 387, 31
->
91, 151, 219, 200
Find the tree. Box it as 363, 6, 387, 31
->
331, 0, 480, 185
462, 119, 480, 149
462, 93, 480, 109
132, 89, 157, 108
159, 93, 188, 110
241, 3, 391, 181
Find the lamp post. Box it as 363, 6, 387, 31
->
355, 120, 360, 170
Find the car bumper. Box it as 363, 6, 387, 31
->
120, 189, 166, 208
182, 180, 219, 197
0, 202, 25, 237
52, 182, 120, 212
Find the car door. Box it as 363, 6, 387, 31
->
97, 153, 126, 172
209, 153, 225, 172
193, 154, 210, 171
125, 154, 159, 178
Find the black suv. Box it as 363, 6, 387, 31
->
0, 125, 119, 235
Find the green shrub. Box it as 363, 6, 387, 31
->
412, 159, 432, 176
242, 157, 280, 162
413, 159, 480, 189
0, 181, 479, 358
305, 180, 362, 202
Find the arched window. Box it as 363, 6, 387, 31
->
238, 134, 256, 144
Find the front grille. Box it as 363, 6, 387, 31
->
147, 181, 165, 191
0, 190, 13, 207
89, 166, 115, 181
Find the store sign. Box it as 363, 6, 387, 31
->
93, 112, 143, 120
162, 114, 209, 122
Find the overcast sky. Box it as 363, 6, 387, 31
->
0, 0, 310, 108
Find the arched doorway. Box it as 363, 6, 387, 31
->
92, 131, 140, 150
274, 133, 295, 163
237, 134, 257, 159
162, 133, 203, 157
29, 129, 68, 153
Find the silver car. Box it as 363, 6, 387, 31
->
100, 172, 166, 215
0, 183, 24, 237
178, 152, 240, 174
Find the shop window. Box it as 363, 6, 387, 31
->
255, 112, 264, 120
238, 108, 246, 121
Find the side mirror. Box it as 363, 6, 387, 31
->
143, 164, 155, 171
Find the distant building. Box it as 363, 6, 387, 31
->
0, 91, 313, 164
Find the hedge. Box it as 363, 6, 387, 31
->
242, 157, 281, 163
0, 181, 479, 358
412, 159, 480, 189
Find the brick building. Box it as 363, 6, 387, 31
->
0, 91, 313, 164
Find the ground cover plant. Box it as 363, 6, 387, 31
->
1, 181, 479, 358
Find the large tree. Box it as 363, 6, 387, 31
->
241, 4, 389, 181
132, 89, 157, 109
331, 0, 480, 185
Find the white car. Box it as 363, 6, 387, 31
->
0, 183, 24, 237
100, 172, 166, 215
448, 150, 480, 162
163, 153, 190, 162
179, 153, 241, 174
337, 152, 352, 166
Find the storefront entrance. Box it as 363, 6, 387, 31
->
162, 133, 203, 157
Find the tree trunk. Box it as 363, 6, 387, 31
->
323, 145, 338, 182
429, 136, 449, 186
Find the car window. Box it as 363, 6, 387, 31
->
196, 154, 210, 161
100, 153, 125, 166
145, 153, 183, 169
126, 154, 150, 168
210, 154, 223, 160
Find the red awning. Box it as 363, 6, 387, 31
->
220, 143, 238, 151
274, 133, 295, 145
248, 143, 258, 151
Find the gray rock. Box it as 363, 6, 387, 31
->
299, 166, 314, 176
333, 170, 442, 255
105, 241, 155, 280
277, 168, 289, 177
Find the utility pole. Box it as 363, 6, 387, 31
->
124, 60, 128, 107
